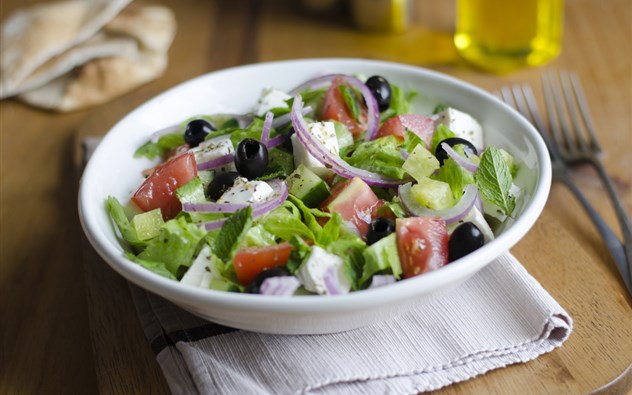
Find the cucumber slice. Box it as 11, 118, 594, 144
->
411, 178, 454, 210
286, 164, 330, 208
131, 209, 164, 241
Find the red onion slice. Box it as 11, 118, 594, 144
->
291, 95, 407, 188
289, 74, 379, 141
196, 153, 234, 171
261, 111, 274, 144
441, 142, 478, 173
271, 105, 312, 129
323, 266, 343, 295
398, 183, 479, 224
260, 276, 300, 296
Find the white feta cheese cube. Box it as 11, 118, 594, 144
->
191, 135, 236, 173
216, 177, 274, 205
291, 121, 339, 178
482, 182, 521, 222
435, 107, 484, 152
181, 245, 215, 288
447, 206, 495, 243
296, 246, 351, 295
255, 87, 291, 116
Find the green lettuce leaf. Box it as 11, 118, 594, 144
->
344, 136, 406, 179
134, 132, 184, 160
360, 233, 401, 286
106, 196, 146, 251
430, 124, 456, 153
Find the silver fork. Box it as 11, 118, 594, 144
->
500, 84, 632, 297
542, 70, 632, 280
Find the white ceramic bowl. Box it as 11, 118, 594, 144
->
79, 59, 551, 335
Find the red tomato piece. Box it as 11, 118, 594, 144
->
396, 217, 449, 278
320, 177, 382, 237
132, 152, 197, 220
233, 242, 293, 285
376, 114, 435, 147
321, 77, 367, 137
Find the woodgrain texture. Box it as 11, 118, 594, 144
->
1, 0, 630, 394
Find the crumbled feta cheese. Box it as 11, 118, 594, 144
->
180, 245, 215, 288
254, 87, 291, 116
216, 177, 274, 205
191, 135, 236, 173
291, 121, 339, 178
296, 246, 351, 295
435, 107, 484, 151
447, 206, 495, 243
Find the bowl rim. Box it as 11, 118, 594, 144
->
79, 57, 552, 313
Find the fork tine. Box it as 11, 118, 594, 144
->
513, 84, 562, 159
559, 71, 590, 152
568, 72, 602, 153
542, 72, 572, 153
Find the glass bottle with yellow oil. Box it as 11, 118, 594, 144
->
455, 0, 563, 73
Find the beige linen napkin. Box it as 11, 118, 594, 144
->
0, 0, 176, 111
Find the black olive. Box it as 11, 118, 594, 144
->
208, 171, 240, 200
184, 119, 216, 147
366, 217, 396, 245
247, 267, 291, 294
448, 222, 485, 262
434, 137, 478, 165
234, 138, 269, 179
283, 127, 295, 151
365, 75, 392, 112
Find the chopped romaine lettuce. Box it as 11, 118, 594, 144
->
360, 233, 401, 286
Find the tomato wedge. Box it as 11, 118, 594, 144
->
233, 242, 293, 285
320, 177, 382, 237
321, 77, 367, 137
376, 114, 435, 147
132, 152, 197, 220
396, 217, 449, 278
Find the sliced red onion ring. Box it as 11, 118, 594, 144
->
291, 95, 407, 188
398, 183, 479, 224
474, 191, 484, 214
196, 153, 234, 171
271, 106, 312, 129
261, 111, 274, 144
289, 74, 379, 141
323, 266, 342, 295
400, 149, 409, 160
441, 142, 478, 173
194, 179, 288, 230
260, 276, 300, 296
150, 123, 181, 143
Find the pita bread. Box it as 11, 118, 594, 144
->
0, 0, 131, 98
18, 3, 176, 112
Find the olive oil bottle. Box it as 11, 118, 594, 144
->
455, 0, 563, 73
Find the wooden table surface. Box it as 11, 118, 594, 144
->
1, 0, 631, 393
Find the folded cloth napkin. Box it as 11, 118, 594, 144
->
127, 254, 572, 395
0, 0, 176, 111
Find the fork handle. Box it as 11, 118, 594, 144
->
558, 174, 632, 296
587, 157, 632, 284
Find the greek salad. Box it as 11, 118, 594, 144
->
107, 73, 520, 296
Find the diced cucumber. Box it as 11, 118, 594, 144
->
131, 209, 164, 241
286, 164, 330, 208
411, 178, 454, 210
403, 144, 440, 182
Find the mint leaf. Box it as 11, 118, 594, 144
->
432, 103, 449, 114
213, 207, 253, 262
475, 147, 515, 215
339, 84, 362, 123
286, 235, 312, 274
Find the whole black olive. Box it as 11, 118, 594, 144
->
207, 171, 240, 200
448, 222, 485, 262
365, 75, 392, 112
234, 138, 269, 179
366, 217, 396, 245
248, 267, 291, 294
184, 119, 216, 147
434, 137, 478, 165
